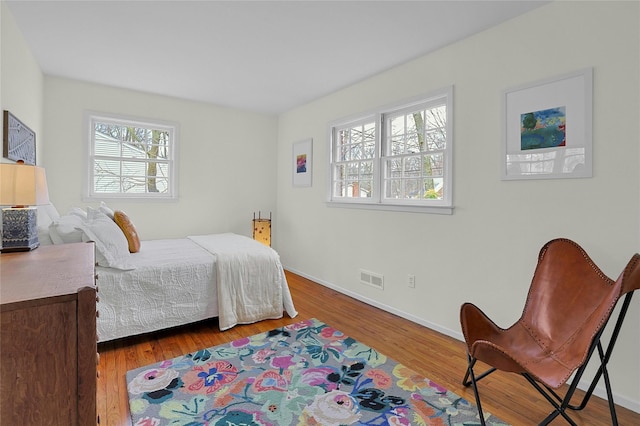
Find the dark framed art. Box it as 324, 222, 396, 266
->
3, 110, 36, 165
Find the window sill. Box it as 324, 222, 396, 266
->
326, 201, 454, 215
83, 194, 179, 203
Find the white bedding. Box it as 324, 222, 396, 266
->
96, 234, 297, 342
188, 233, 298, 330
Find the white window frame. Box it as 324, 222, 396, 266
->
328, 87, 453, 214
85, 112, 178, 201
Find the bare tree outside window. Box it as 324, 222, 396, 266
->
384, 102, 447, 201
334, 122, 376, 198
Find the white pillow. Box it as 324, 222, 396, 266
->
36, 203, 60, 246
38, 230, 54, 246
69, 206, 88, 219
98, 201, 115, 220
78, 208, 133, 270
37, 203, 60, 227
49, 214, 85, 244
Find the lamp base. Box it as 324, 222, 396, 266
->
0, 245, 38, 253
1, 207, 39, 252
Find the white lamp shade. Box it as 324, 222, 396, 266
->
0, 163, 50, 207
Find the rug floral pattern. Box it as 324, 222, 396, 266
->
127, 318, 508, 425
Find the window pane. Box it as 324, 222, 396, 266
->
364, 139, 375, 158
351, 127, 363, 144
390, 136, 404, 155
405, 156, 422, 174
424, 105, 447, 150
156, 163, 169, 177
405, 178, 421, 198
405, 111, 424, 133
360, 161, 373, 177
406, 134, 420, 153
385, 179, 402, 199
425, 130, 446, 150
363, 122, 376, 143
358, 180, 372, 198
351, 143, 363, 160
339, 145, 350, 161
94, 175, 120, 193
148, 177, 168, 193
334, 181, 346, 197
390, 115, 404, 136
122, 143, 148, 159
425, 153, 444, 176
387, 158, 402, 177
122, 161, 147, 175
424, 178, 444, 200
95, 159, 120, 175
347, 180, 372, 198
94, 138, 121, 156
426, 105, 446, 129
347, 163, 359, 179
122, 176, 147, 193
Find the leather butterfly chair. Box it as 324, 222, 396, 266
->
460, 238, 640, 425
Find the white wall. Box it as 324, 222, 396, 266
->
42, 77, 279, 240
4, 0, 640, 413
1, 2, 44, 164
276, 1, 640, 411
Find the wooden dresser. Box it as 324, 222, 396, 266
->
1, 242, 97, 425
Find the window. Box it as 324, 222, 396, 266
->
86, 113, 177, 200
332, 120, 377, 199
329, 87, 452, 214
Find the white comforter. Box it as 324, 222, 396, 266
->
96, 238, 217, 342
188, 233, 298, 330
96, 233, 297, 342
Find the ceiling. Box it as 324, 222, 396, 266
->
6, 1, 547, 114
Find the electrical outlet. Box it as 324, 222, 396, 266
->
408, 274, 415, 288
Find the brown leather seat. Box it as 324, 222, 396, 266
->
460, 238, 640, 425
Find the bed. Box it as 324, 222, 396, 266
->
38, 204, 298, 342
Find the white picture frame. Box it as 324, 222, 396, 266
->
292, 138, 313, 187
501, 68, 593, 180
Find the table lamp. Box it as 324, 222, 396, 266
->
0, 162, 50, 252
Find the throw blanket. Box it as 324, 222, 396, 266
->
188, 233, 297, 330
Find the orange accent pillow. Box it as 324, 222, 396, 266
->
114, 210, 140, 253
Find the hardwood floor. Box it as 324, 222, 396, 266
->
97, 271, 640, 425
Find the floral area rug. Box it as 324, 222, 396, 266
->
127, 318, 509, 425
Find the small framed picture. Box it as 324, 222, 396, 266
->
502, 68, 592, 180
293, 138, 313, 187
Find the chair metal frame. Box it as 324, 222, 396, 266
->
462, 250, 639, 426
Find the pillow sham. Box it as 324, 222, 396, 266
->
114, 210, 141, 253
69, 207, 88, 219
37, 203, 60, 226
98, 201, 115, 220
77, 208, 133, 270
49, 214, 85, 244
37, 203, 60, 246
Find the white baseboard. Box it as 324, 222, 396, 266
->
285, 267, 464, 340
285, 267, 640, 415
